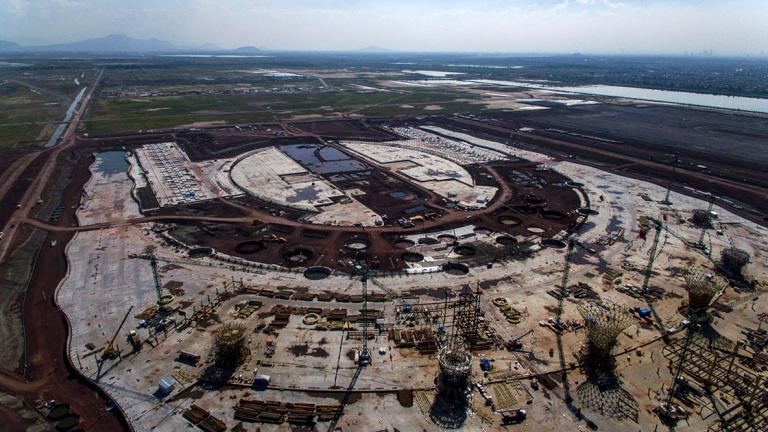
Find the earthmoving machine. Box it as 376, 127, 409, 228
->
505, 329, 533, 351
501, 409, 527, 424
101, 306, 134, 359
261, 234, 287, 243
127, 330, 142, 352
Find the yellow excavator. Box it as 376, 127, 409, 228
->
101, 306, 134, 359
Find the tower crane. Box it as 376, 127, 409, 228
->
555, 238, 576, 403
696, 193, 716, 253
661, 154, 680, 205
351, 263, 372, 366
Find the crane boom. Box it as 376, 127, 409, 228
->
102, 305, 134, 358
642, 221, 663, 294
556, 239, 576, 320
555, 238, 576, 403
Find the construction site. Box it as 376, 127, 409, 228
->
0, 112, 742, 432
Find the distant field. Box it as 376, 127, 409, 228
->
0, 62, 93, 148
0, 82, 63, 148
83, 87, 483, 134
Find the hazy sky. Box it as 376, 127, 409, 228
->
1, 0, 766, 54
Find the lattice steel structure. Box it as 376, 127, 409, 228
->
663, 331, 768, 432
721, 248, 750, 277
577, 300, 634, 361
450, 285, 483, 351
684, 267, 727, 316
436, 345, 472, 398
433, 285, 482, 404
691, 209, 712, 227
575, 377, 639, 422
214, 321, 248, 367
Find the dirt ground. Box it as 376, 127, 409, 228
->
1, 105, 767, 432
431, 107, 768, 224
0, 151, 129, 430
168, 158, 580, 272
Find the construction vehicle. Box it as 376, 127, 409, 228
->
505, 329, 533, 351
479, 358, 492, 371
261, 234, 286, 243
501, 409, 527, 424
101, 306, 134, 359
127, 330, 142, 351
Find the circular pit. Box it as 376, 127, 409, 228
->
187, 247, 214, 258
498, 215, 522, 226
437, 234, 457, 244
283, 248, 313, 265
235, 241, 266, 254
401, 252, 425, 263
453, 245, 477, 256
474, 227, 492, 236
496, 235, 518, 246
345, 238, 370, 251
542, 238, 567, 248
442, 262, 470, 276
541, 210, 566, 220
304, 266, 332, 280
394, 239, 416, 249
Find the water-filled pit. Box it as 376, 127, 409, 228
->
496, 235, 518, 246
345, 238, 370, 250
454, 245, 477, 256
542, 238, 567, 248
498, 215, 522, 226
418, 237, 439, 245
394, 239, 416, 249
188, 247, 214, 258
442, 262, 470, 275
304, 266, 332, 280
283, 248, 314, 265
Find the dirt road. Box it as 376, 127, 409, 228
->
0, 69, 128, 431
0, 69, 103, 264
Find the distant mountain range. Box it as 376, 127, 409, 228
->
0, 40, 22, 50
0, 34, 261, 53
232, 46, 264, 54
358, 46, 392, 53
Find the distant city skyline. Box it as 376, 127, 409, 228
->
0, 0, 766, 55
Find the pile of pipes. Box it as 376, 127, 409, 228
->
233, 399, 343, 424
182, 404, 226, 432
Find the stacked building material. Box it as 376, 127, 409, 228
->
182, 404, 227, 432
233, 399, 343, 425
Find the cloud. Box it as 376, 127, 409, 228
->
2, 0, 30, 16
0, 0, 766, 54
